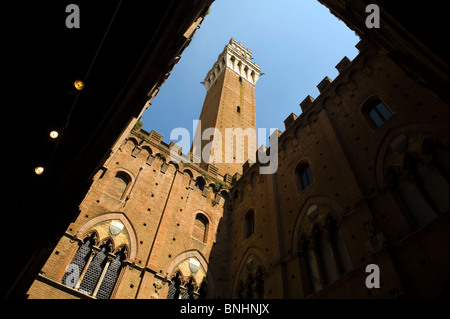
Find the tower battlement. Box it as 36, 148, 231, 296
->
203, 38, 261, 91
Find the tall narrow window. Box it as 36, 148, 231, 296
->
193, 213, 209, 243
108, 172, 131, 200
96, 249, 126, 299
62, 235, 95, 288
78, 243, 111, 295
237, 105, 241, 113
244, 210, 255, 240
296, 163, 314, 192
364, 101, 392, 127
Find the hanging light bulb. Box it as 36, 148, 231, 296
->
50, 131, 59, 139
74, 79, 85, 90
35, 167, 44, 175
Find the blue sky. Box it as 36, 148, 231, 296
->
140, 0, 360, 149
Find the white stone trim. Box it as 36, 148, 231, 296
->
203, 38, 261, 91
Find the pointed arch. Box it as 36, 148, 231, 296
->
165, 249, 214, 296
291, 196, 343, 256
76, 212, 138, 262
374, 123, 448, 190
293, 201, 353, 296
232, 246, 268, 298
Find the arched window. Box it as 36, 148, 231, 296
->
295, 163, 314, 192
108, 172, 131, 200
63, 237, 127, 299
298, 216, 352, 296
193, 213, 209, 243
244, 210, 255, 240
364, 100, 392, 127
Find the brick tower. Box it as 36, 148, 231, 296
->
193, 38, 261, 177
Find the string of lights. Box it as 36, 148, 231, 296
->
35, 1, 123, 176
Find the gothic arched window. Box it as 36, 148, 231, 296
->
298, 215, 352, 296
63, 237, 127, 299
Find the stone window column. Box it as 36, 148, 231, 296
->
74, 248, 97, 290
92, 254, 114, 298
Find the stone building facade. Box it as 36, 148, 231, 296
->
26, 35, 448, 299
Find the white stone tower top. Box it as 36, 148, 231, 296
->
203, 38, 261, 91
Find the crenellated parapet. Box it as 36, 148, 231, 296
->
203, 38, 261, 91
